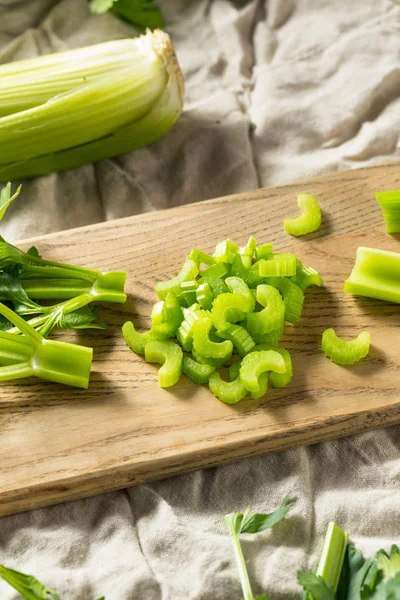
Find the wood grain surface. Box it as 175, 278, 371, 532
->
1, 160, 400, 517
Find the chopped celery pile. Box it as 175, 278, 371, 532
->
375, 190, 400, 234
123, 236, 323, 402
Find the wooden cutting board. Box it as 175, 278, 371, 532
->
1, 161, 400, 517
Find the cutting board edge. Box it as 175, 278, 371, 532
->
2, 401, 399, 518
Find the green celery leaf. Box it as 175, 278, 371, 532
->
253, 595, 269, 599
0, 265, 43, 315
297, 572, 335, 600
0, 182, 21, 221
240, 496, 292, 534
0, 314, 12, 330
0, 564, 62, 600
111, 0, 164, 28
57, 305, 108, 330
89, 0, 115, 13
337, 545, 379, 600
367, 572, 400, 599
377, 546, 400, 582
27, 246, 42, 259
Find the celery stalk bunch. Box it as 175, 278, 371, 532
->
0, 30, 184, 181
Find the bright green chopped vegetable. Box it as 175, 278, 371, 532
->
224, 498, 292, 600
182, 356, 215, 384
321, 328, 371, 365
122, 321, 164, 355
193, 316, 233, 359
187, 248, 216, 267
176, 305, 204, 351
375, 190, 400, 233
0, 31, 183, 182
0, 302, 92, 388
213, 239, 239, 263
290, 260, 323, 291
155, 259, 198, 300
208, 370, 248, 404
144, 339, 183, 387
246, 284, 285, 336
150, 292, 183, 337
253, 344, 293, 388
192, 348, 232, 369
200, 262, 229, 280
216, 324, 255, 357
180, 280, 199, 306
230, 254, 264, 288
256, 253, 297, 277
240, 350, 286, 395
267, 277, 304, 323
250, 371, 269, 400
229, 360, 241, 381
344, 246, 400, 304
284, 194, 322, 236
211, 293, 251, 331
0, 182, 21, 220
255, 242, 273, 261
239, 236, 257, 259
196, 282, 213, 310
225, 276, 255, 312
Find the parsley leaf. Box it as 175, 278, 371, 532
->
298, 572, 336, 600
89, 0, 164, 29
0, 182, 21, 221
0, 564, 62, 600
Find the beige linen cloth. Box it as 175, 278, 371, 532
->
0, 1, 400, 598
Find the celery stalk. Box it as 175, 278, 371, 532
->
343, 246, 400, 304
315, 522, 348, 592
0, 30, 184, 181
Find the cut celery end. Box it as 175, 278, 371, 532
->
211, 293, 250, 331
321, 328, 371, 365
91, 272, 127, 303
344, 246, 400, 304
187, 248, 216, 266
216, 324, 255, 357
32, 338, 93, 389
213, 239, 239, 264
252, 344, 293, 388
315, 522, 348, 593
375, 190, 400, 233
267, 277, 304, 323
284, 194, 322, 236
240, 350, 286, 394
192, 316, 233, 359
122, 321, 164, 355
145, 339, 183, 388
257, 253, 297, 277
256, 243, 273, 261
250, 371, 269, 400
155, 260, 199, 300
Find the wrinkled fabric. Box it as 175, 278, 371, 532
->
0, 1, 400, 598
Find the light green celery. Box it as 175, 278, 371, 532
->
150, 292, 183, 337
192, 316, 233, 359
343, 246, 400, 303
187, 248, 216, 266
375, 190, 400, 233
196, 282, 213, 310
257, 253, 297, 277
144, 339, 183, 388
290, 260, 323, 291
246, 285, 285, 336
239, 236, 257, 259
213, 239, 239, 264
252, 344, 292, 388
0, 31, 184, 182
182, 356, 215, 384
230, 254, 264, 288
0, 302, 92, 388
176, 305, 204, 351
208, 371, 248, 404
0, 182, 21, 219
180, 280, 198, 307
211, 293, 252, 331
256, 243, 273, 261
122, 321, 166, 356
198, 276, 228, 298
284, 194, 322, 236
321, 328, 371, 365
216, 324, 255, 357
240, 350, 285, 394
201, 262, 229, 280
315, 522, 348, 593
267, 277, 304, 323
250, 372, 269, 400
155, 259, 199, 300
225, 277, 255, 312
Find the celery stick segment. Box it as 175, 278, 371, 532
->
344, 246, 400, 304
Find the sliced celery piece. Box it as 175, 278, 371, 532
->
216, 324, 255, 357
284, 194, 322, 236
201, 262, 229, 279
239, 236, 257, 259
192, 348, 232, 369
144, 339, 183, 387
290, 260, 323, 291
176, 305, 203, 351
155, 259, 199, 300
182, 356, 215, 384
246, 284, 285, 336
180, 280, 198, 307
225, 277, 255, 312
375, 190, 400, 233
252, 344, 293, 388
211, 293, 251, 331
321, 328, 371, 365
187, 248, 216, 266
198, 276, 229, 299
196, 282, 213, 310
344, 246, 400, 304
150, 292, 183, 337
250, 372, 269, 400
267, 277, 304, 323
229, 360, 241, 381
256, 253, 297, 277
315, 522, 348, 594
209, 371, 248, 404
213, 239, 239, 264
240, 350, 286, 395
122, 321, 166, 355
230, 254, 264, 288
192, 316, 233, 359
255, 243, 273, 261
